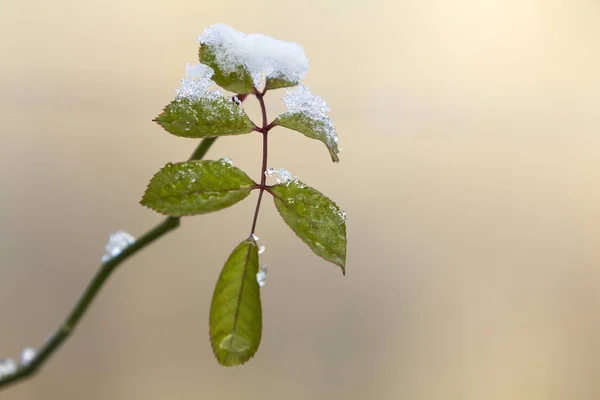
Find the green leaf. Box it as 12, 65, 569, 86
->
141, 160, 255, 217
274, 112, 340, 162
271, 181, 347, 272
199, 45, 255, 94
265, 75, 299, 91
210, 237, 262, 366
154, 96, 255, 138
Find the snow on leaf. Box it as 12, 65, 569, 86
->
176, 63, 223, 100
154, 62, 255, 138
264, 167, 298, 186
275, 84, 340, 162
198, 24, 308, 90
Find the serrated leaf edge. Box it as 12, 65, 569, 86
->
270, 186, 346, 274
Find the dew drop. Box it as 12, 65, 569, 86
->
219, 334, 250, 352
219, 157, 233, 166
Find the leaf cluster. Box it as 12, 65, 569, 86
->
141, 29, 347, 366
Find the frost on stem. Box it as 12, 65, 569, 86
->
198, 24, 309, 88
0, 359, 17, 380
21, 347, 36, 365
102, 231, 136, 262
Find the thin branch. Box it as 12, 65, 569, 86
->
0, 136, 219, 390
249, 90, 270, 236
250, 184, 266, 235
188, 137, 217, 161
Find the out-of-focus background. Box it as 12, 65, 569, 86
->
1, 0, 599, 399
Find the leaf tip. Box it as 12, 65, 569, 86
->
329, 148, 340, 162
152, 114, 165, 128
337, 258, 346, 275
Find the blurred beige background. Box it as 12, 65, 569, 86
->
1, 0, 600, 399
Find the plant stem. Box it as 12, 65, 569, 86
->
189, 137, 217, 160
0, 136, 218, 390
249, 90, 270, 236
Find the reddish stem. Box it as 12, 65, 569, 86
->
249, 89, 271, 236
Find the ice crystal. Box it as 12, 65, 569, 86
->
283, 84, 329, 117
219, 157, 233, 166
275, 168, 294, 185
176, 63, 223, 100
282, 84, 339, 153
256, 264, 268, 287
198, 24, 309, 88
265, 168, 306, 188
102, 231, 135, 262
21, 348, 36, 365
0, 359, 17, 379
258, 246, 265, 255
328, 204, 347, 223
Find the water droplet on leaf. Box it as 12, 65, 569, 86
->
219, 157, 233, 166
219, 334, 251, 352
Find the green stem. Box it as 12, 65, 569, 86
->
189, 137, 217, 161
0, 137, 216, 390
